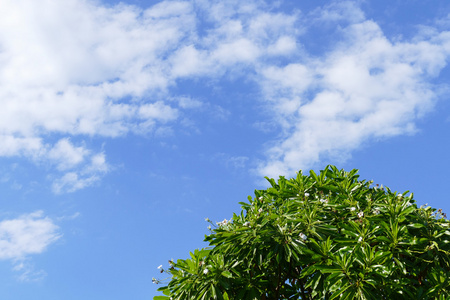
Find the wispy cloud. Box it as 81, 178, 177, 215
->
13, 260, 48, 282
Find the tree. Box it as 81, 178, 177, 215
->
153, 166, 450, 299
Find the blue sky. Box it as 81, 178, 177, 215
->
0, 0, 450, 298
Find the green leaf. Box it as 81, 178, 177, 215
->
221, 271, 232, 278
223, 292, 230, 300
313, 264, 342, 273
330, 283, 352, 300
407, 223, 425, 229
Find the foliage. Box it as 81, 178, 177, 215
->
154, 166, 450, 299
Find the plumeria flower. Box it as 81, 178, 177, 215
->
299, 233, 307, 240
357, 211, 364, 218
203, 268, 209, 275
216, 219, 228, 226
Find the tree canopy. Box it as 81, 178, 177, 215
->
153, 166, 450, 299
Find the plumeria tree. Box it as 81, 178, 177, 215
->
153, 166, 450, 299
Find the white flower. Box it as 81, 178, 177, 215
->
216, 219, 228, 226
299, 233, 307, 240
258, 196, 263, 200
373, 209, 380, 215
258, 208, 263, 213
152, 277, 159, 284
304, 193, 310, 197
397, 194, 403, 199
357, 211, 364, 218
157, 265, 163, 269
358, 236, 363, 243
203, 268, 209, 275
208, 225, 211, 230
205, 217, 210, 222
350, 207, 356, 211
320, 199, 328, 204
243, 222, 250, 227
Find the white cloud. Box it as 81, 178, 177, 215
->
1, 0, 450, 187
0, 0, 194, 138
257, 15, 450, 177
267, 36, 297, 56
0, 211, 62, 281
310, 1, 365, 24
212, 38, 261, 64
170, 46, 208, 77
0, 211, 60, 260
0, 0, 303, 191
44, 139, 108, 193
138, 102, 179, 122
0, 0, 199, 191
13, 260, 47, 282
47, 139, 89, 171
52, 172, 100, 194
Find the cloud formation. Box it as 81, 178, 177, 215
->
0, 0, 300, 191
0, 211, 60, 281
256, 5, 450, 177
0, 0, 197, 191
1, 0, 450, 188
0, 211, 60, 260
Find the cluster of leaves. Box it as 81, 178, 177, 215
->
154, 166, 450, 299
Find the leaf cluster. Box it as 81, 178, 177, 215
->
154, 166, 450, 299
